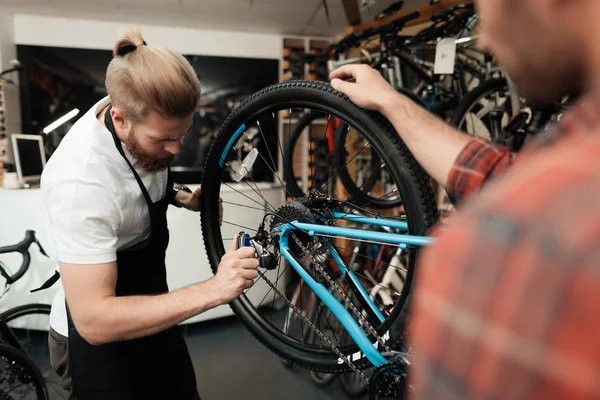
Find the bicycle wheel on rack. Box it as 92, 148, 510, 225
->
334, 87, 428, 210
201, 80, 437, 373
0, 304, 61, 399
0, 342, 48, 399
283, 112, 378, 199
451, 78, 515, 142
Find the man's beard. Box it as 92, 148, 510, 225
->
126, 130, 174, 173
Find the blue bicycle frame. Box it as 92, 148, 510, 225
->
276, 212, 434, 368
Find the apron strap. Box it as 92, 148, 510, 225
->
30, 270, 60, 293
31, 106, 174, 294
104, 105, 155, 210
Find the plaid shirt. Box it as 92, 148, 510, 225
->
446, 137, 515, 204
410, 101, 600, 399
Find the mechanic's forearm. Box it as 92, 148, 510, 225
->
82, 280, 222, 345
380, 95, 471, 187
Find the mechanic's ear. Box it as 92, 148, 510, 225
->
110, 107, 129, 130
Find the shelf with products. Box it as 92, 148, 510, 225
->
278, 36, 332, 187
308, 39, 331, 81
282, 38, 306, 82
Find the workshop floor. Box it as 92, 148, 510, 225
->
41, 314, 365, 400
182, 315, 365, 400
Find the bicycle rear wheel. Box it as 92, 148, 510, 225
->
201, 80, 437, 373
0, 342, 48, 399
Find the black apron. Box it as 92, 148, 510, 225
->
65, 106, 200, 399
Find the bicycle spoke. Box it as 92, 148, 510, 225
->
335, 245, 408, 274
336, 187, 401, 219
256, 149, 294, 199
256, 118, 278, 178
223, 182, 274, 211
225, 165, 278, 214
271, 247, 284, 319
226, 159, 277, 212
256, 263, 290, 308
315, 300, 341, 346
353, 274, 402, 298
316, 126, 369, 193
240, 130, 291, 201
333, 161, 387, 214
300, 273, 305, 343
309, 115, 333, 197
221, 200, 266, 212
221, 220, 258, 232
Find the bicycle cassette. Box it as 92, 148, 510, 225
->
270, 200, 315, 256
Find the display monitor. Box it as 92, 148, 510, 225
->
11, 134, 46, 185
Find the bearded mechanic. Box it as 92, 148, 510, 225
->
41, 27, 259, 399
330, 0, 600, 397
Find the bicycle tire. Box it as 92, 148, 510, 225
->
0, 304, 51, 351
201, 80, 437, 373
0, 343, 48, 400
0, 304, 51, 322
450, 78, 511, 136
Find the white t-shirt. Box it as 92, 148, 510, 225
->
41, 97, 168, 336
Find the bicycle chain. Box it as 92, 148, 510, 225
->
255, 269, 368, 380
291, 234, 393, 355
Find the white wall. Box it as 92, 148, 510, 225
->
0, 183, 287, 328
0, 12, 16, 72
13, 14, 282, 60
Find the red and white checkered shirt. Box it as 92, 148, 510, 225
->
411, 100, 600, 399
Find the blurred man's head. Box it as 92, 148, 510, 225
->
476, 0, 589, 105
105, 27, 200, 172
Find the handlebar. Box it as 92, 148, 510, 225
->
0, 230, 48, 284
416, 5, 476, 42
432, 3, 474, 22
316, 11, 420, 58
305, 3, 474, 63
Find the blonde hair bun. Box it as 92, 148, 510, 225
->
114, 26, 147, 57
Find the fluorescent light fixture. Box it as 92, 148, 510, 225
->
43, 108, 80, 134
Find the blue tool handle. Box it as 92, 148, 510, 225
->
236, 232, 251, 249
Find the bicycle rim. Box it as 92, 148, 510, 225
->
201, 81, 436, 372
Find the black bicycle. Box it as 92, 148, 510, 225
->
0, 231, 57, 400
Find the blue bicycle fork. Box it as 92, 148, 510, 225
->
276, 220, 434, 367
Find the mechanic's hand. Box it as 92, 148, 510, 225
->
187, 187, 202, 211
330, 64, 398, 112
212, 234, 260, 304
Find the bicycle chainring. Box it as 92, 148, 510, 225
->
368, 358, 409, 400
